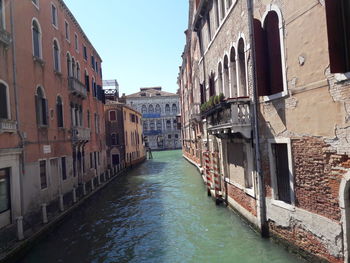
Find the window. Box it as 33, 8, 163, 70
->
325, 0, 350, 73
268, 140, 294, 205
125, 131, 128, 146
92, 78, 96, 97
90, 153, 93, 168
95, 61, 98, 73
230, 46, 238, 97
53, 40, 60, 72
71, 57, 76, 78
143, 121, 148, 131
166, 120, 171, 129
91, 55, 95, 69
0, 0, 4, 30
220, 0, 225, 20
109, 110, 116, 121
175, 134, 179, 139
0, 168, 10, 214
51, 4, 57, 27
32, 19, 41, 58
172, 104, 177, 114
238, 38, 247, 97
35, 87, 48, 126
165, 104, 170, 114
214, 0, 220, 28
76, 62, 81, 81
84, 71, 90, 92
83, 45, 87, 60
148, 104, 154, 114
223, 55, 229, 97
74, 33, 78, 52
0, 82, 9, 119
254, 11, 284, 97
56, 96, 63, 127
156, 120, 162, 130
141, 105, 147, 114
209, 73, 215, 97
61, 157, 67, 180
168, 134, 171, 139
66, 53, 72, 77
39, 160, 47, 189
155, 104, 161, 113
173, 119, 177, 129
65, 21, 70, 41
87, 110, 90, 128
112, 154, 120, 165
150, 121, 155, 130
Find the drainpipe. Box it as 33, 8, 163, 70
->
246, 0, 268, 236
10, 0, 25, 233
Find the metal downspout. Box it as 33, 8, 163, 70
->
246, 0, 268, 236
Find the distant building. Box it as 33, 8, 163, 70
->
126, 87, 181, 150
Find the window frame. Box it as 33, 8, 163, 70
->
74, 33, 79, 53
0, 167, 11, 214
51, 2, 58, 29
261, 5, 288, 102
56, 95, 63, 128
268, 138, 295, 210
109, 110, 117, 121
0, 80, 10, 120
32, 18, 42, 59
61, 156, 67, 181
53, 38, 61, 73
64, 20, 70, 42
32, 0, 39, 9
0, 0, 6, 30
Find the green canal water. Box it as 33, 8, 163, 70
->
19, 150, 304, 263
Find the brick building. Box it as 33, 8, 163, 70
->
179, 0, 350, 262
0, 0, 106, 235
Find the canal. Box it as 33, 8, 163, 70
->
19, 150, 304, 263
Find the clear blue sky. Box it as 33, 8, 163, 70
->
65, 0, 189, 95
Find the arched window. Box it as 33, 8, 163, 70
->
148, 104, 154, 113
56, 96, 63, 127
141, 105, 147, 114
223, 55, 229, 97
53, 39, 60, 72
76, 62, 81, 81
238, 38, 247, 97
66, 53, 72, 77
32, 19, 41, 58
165, 104, 170, 114
166, 120, 171, 129
173, 119, 177, 129
217, 62, 223, 95
230, 46, 237, 97
143, 120, 148, 131
172, 103, 177, 114
72, 57, 76, 78
156, 120, 162, 130
0, 82, 8, 119
35, 87, 48, 126
150, 121, 155, 130
92, 77, 96, 97
84, 70, 90, 91
87, 110, 90, 128
209, 72, 215, 97
155, 104, 161, 114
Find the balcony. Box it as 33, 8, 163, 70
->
0, 119, 16, 134
202, 98, 252, 139
71, 127, 90, 142
68, 77, 87, 99
0, 28, 11, 47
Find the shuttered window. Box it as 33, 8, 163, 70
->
39, 160, 47, 189
0, 83, 8, 119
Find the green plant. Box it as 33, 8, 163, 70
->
219, 93, 225, 102
208, 96, 214, 108
214, 95, 220, 105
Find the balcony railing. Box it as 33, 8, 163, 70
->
0, 119, 16, 134
202, 98, 252, 139
71, 126, 91, 142
68, 77, 87, 99
0, 28, 11, 47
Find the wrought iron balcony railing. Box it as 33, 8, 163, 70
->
68, 77, 87, 99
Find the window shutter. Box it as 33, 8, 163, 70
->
253, 19, 269, 96
35, 95, 40, 124
44, 99, 49, 126
325, 0, 347, 73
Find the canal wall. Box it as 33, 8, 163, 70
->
0, 162, 140, 263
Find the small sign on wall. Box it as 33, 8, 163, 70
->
43, 145, 51, 154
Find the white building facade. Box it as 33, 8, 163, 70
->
126, 87, 181, 150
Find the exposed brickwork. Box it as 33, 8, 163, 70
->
292, 137, 348, 221
269, 221, 344, 263
227, 184, 257, 217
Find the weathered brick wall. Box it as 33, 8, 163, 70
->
269, 222, 344, 263
227, 184, 257, 217
292, 137, 347, 221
